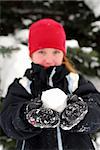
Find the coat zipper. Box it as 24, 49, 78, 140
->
57, 127, 64, 150
48, 68, 64, 150
21, 140, 25, 150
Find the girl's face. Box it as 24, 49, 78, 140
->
31, 48, 64, 68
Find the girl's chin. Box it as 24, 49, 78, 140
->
43, 65, 55, 69
43, 66, 50, 69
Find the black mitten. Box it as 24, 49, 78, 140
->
26, 107, 60, 128
26, 97, 60, 128
60, 94, 88, 130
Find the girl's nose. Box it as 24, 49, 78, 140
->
46, 57, 52, 62
45, 55, 54, 63
44, 55, 55, 66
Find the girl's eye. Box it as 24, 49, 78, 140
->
53, 50, 60, 54
38, 51, 45, 54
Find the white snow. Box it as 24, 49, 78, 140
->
41, 88, 67, 112
0, 44, 31, 97
90, 61, 99, 68
91, 56, 98, 61
0, 35, 19, 48
15, 29, 29, 43
22, 18, 32, 26
66, 39, 79, 48
68, 15, 75, 21
84, 0, 100, 17
95, 132, 100, 149
0, 145, 3, 150
91, 21, 100, 32
81, 47, 93, 53
91, 21, 100, 27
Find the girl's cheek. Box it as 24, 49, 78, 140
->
39, 59, 46, 65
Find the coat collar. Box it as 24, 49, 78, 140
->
31, 62, 69, 78
22, 63, 79, 96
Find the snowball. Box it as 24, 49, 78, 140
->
41, 88, 67, 113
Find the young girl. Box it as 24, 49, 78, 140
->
0, 18, 100, 150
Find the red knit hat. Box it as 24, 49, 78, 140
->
28, 18, 66, 56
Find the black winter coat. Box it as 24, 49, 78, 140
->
0, 63, 100, 150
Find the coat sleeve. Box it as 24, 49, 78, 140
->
0, 79, 41, 140
72, 75, 100, 134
